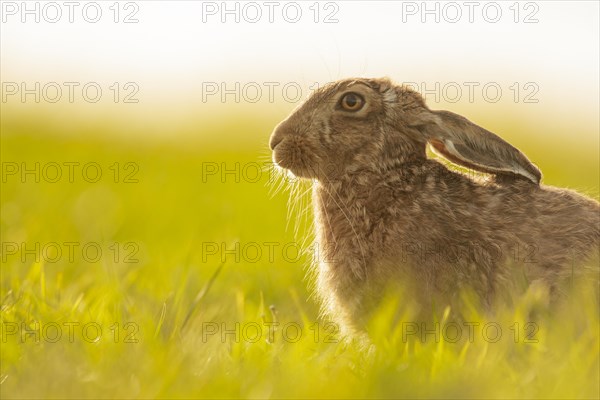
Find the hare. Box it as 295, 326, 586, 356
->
269, 77, 599, 334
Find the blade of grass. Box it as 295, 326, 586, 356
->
180, 261, 225, 332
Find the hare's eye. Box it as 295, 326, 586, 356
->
339, 93, 365, 112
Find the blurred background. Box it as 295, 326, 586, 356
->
1, 1, 599, 398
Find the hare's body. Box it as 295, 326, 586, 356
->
314, 161, 599, 331
269, 77, 600, 333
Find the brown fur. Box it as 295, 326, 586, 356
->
269, 77, 600, 334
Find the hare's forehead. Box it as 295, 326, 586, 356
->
307, 80, 381, 105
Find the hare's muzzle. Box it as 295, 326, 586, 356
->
269, 121, 291, 150
269, 133, 283, 151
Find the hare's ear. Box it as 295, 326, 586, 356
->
412, 110, 541, 184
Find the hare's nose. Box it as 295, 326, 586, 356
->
269, 133, 283, 150
269, 123, 289, 150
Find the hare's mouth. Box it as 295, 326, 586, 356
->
271, 139, 315, 179
271, 140, 294, 170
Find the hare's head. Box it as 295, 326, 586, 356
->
269, 77, 541, 184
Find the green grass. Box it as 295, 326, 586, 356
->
1, 119, 599, 399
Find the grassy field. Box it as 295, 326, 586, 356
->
1, 114, 599, 399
